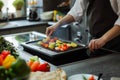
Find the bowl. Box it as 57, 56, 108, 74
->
40, 11, 53, 21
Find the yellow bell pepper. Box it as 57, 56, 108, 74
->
2, 55, 16, 69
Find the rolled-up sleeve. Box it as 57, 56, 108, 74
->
114, 0, 120, 26
67, 0, 85, 22
111, 0, 120, 26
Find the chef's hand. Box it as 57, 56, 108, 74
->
46, 25, 57, 37
88, 38, 106, 52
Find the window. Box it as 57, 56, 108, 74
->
1, 0, 26, 19
1, 0, 43, 19
2, 0, 16, 13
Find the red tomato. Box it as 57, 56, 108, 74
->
30, 61, 40, 72
89, 75, 95, 80
63, 43, 67, 47
44, 43, 49, 48
0, 55, 3, 66
37, 62, 50, 72
1, 50, 10, 60
63, 46, 68, 51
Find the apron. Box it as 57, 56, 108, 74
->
87, 0, 120, 52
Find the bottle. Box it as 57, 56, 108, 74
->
53, 10, 57, 22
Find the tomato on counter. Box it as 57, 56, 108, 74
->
27, 56, 50, 72
37, 62, 50, 72
30, 61, 40, 72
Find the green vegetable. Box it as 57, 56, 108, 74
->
0, 66, 5, 78
30, 56, 39, 62
0, 36, 19, 58
82, 75, 88, 80
0, 66, 9, 80
0, 58, 30, 80
10, 57, 30, 79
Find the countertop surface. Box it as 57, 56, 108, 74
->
60, 52, 120, 80
0, 20, 48, 30
3, 31, 120, 80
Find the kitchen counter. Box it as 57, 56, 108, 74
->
60, 52, 120, 80
3, 31, 120, 80
0, 20, 47, 29
0, 20, 48, 35
18, 46, 120, 80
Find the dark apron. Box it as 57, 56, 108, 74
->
87, 0, 120, 52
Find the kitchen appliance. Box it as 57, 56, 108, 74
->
21, 40, 89, 66
27, 7, 40, 21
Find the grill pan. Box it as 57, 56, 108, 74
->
21, 40, 89, 66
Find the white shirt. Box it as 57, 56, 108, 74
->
68, 0, 120, 26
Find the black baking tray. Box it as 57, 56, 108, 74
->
21, 40, 89, 65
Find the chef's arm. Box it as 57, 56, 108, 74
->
88, 25, 120, 51
55, 14, 75, 28
46, 14, 75, 36
102, 0, 120, 43
101, 25, 120, 43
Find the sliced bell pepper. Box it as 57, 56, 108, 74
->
10, 57, 30, 78
2, 54, 16, 69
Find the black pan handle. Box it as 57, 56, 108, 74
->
97, 73, 103, 80
85, 46, 118, 53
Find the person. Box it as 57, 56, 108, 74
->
46, 0, 120, 52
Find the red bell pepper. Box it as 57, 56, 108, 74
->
37, 62, 50, 72
1, 50, 10, 60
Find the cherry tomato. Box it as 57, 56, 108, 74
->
1, 50, 11, 60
